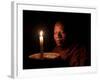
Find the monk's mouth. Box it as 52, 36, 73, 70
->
56, 38, 63, 41
56, 40, 63, 43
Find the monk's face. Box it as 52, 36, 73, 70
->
54, 22, 66, 47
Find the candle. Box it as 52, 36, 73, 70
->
39, 30, 44, 53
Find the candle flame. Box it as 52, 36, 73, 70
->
40, 30, 43, 36
39, 30, 44, 53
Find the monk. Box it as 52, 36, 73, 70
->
52, 21, 89, 66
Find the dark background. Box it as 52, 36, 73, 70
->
23, 10, 91, 69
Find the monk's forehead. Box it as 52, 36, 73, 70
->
54, 23, 64, 30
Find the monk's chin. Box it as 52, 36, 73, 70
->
56, 43, 63, 47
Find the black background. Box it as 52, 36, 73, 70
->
23, 10, 91, 69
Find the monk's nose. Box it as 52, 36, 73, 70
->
58, 32, 62, 38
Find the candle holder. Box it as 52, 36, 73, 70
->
40, 47, 44, 59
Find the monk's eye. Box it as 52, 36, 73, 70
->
61, 31, 64, 34
54, 32, 57, 34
